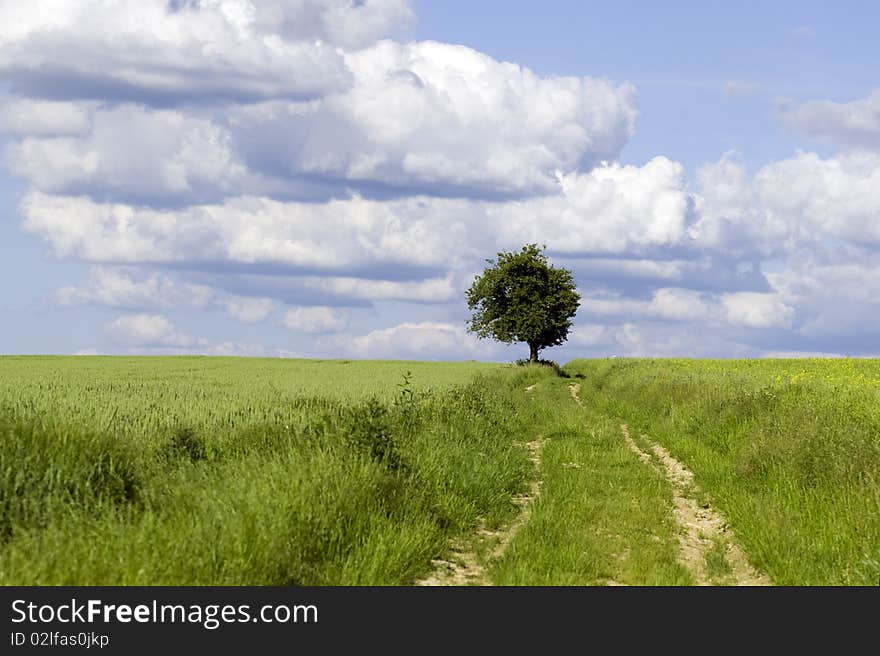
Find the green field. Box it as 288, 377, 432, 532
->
1, 356, 878, 585
564, 358, 880, 585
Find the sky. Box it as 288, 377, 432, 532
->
1, 0, 879, 361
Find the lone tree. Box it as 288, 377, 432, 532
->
466, 244, 580, 363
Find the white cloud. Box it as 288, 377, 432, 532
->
579, 287, 795, 331
0, 0, 359, 104
282, 306, 349, 333
57, 266, 214, 309
762, 350, 842, 358
769, 257, 880, 309
720, 292, 794, 328
649, 288, 715, 321
322, 321, 497, 360
20, 155, 693, 271
194, 341, 269, 357
690, 154, 760, 255
572, 258, 688, 282
7, 1, 880, 360
566, 323, 613, 347
103, 312, 271, 355
299, 274, 457, 303
105, 313, 195, 347
766, 255, 880, 339
581, 288, 713, 322
6, 105, 246, 203
0, 98, 93, 135
224, 0, 414, 50
228, 39, 636, 199
692, 151, 880, 255
496, 157, 692, 254
4, 41, 636, 204
224, 295, 274, 323
779, 90, 880, 151
20, 192, 465, 267
578, 321, 742, 358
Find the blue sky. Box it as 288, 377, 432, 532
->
1, 0, 879, 360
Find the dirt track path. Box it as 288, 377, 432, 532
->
416, 434, 546, 586
620, 423, 770, 586
567, 384, 768, 586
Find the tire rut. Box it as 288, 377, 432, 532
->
566, 383, 768, 586
415, 436, 546, 586
619, 424, 770, 586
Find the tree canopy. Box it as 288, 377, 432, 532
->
465, 244, 580, 362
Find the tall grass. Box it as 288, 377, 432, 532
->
0, 356, 498, 443
0, 359, 533, 585
566, 358, 880, 585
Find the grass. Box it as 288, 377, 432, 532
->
0, 356, 498, 442
2, 355, 878, 585
488, 371, 691, 585
565, 358, 880, 585
0, 356, 533, 585
705, 538, 733, 582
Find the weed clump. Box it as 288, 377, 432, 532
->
514, 358, 570, 378
0, 413, 144, 538
163, 426, 207, 463
342, 398, 404, 471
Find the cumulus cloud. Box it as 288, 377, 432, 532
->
692, 151, 880, 255
720, 292, 794, 328
767, 255, 880, 342
283, 306, 349, 333
299, 274, 458, 303
6, 105, 247, 204
2, 3, 635, 203
762, 350, 843, 358
779, 90, 880, 151
496, 157, 692, 254
0, 98, 94, 136
57, 266, 214, 309
224, 295, 275, 323
105, 313, 195, 347
56, 266, 283, 325
103, 312, 270, 355
642, 288, 713, 321
559, 320, 757, 359
0, 51, 637, 207
20, 155, 694, 272
321, 321, 497, 359
571, 257, 688, 282
191, 341, 270, 357
20, 192, 462, 267
566, 323, 613, 348
7, 1, 880, 360
243, 0, 415, 49
579, 287, 792, 329
232, 40, 636, 198
0, 0, 358, 105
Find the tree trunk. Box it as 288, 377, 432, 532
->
529, 343, 539, 363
